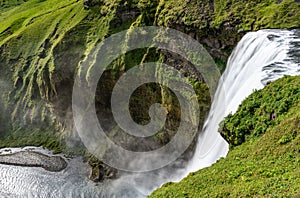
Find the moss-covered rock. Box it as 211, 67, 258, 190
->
0, 0, 299, 183
88, 155, 118, 182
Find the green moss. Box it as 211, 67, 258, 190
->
0, 0, 299, 184
0, 0, 88, 127
212, 0, 300, 30
0, 127, 62, 150
1, 0, 298, 132
0, 0, 28, 12
220, 76, 300, 147
150, 76, 300, 197
154, 0, 300, 31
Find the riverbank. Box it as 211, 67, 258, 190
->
0, 147, 67, 172
0, 148, 109, 197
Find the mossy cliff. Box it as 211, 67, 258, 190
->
0, 0, 299, 180
150, 76, 300, 197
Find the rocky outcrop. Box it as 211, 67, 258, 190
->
0, 151, 67, 172
88, 156, 118, 182
0, 0, 299, 183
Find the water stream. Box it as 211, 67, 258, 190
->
187, 29, 300, 172
0, 29, 299, 197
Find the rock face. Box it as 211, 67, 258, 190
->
1, 0, 299, 135
0, 151, 67, 172
0, 0, 299, 182
88, 157, 118, 182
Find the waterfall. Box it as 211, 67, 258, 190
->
0, 29, 299, 197
187, 29, 300, 173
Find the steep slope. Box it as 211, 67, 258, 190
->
150, 76, 300, 197
0, 0, 90, 155
0, 0, 298, 144
0, 0, 299, 181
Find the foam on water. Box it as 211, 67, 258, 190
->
187, 29, 300, 173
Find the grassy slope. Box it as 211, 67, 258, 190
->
150, 76, 300, 197
0, 0, 87, 152
212, 0, 300, 30
0, 0, 86, 109
0, 0, 299, 164
0, 0, 299, 122
156, 0, 300, 30
156, 0, 300, 70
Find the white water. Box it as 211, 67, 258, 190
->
187, 29, 300, 172
0, 29, 299, 197
0, 147, 104, 197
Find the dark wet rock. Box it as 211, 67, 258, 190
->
288, 30, 300, 64
88, 156, 118, 182
267, 34, 281, 41
272, 69, 286, 73
288, 49, 300, 59
290, 41, 300, 49
83, 0, 103, 9
0, 151, 67, 172
89, 165, 105, 182
270, 112, 277, 120
262, 62, 284, 71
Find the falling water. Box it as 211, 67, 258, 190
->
0, 29, 299, 197
187, 29, 300, 172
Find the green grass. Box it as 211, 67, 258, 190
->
155, 0, 300, 31
1, 0, 298, 126
0, 0, 89, 126
0, 0, 299, 182
0, 0, 153, 154
212, 0, 300, 30
150, 76, 300, 197
220, 75, 300, 146
0, 127, 63, 154
0, 0, 28, 12
0, 0, 210, 149
0, 0, 91, 153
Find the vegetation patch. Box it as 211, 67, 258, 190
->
0, 0, 299, 186
150, 76, 300, 197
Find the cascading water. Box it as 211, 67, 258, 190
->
187, 29, 300, 172
0, 29, 299, 197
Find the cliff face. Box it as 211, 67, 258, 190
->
0, 0, 299, 176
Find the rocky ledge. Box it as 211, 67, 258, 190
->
0, 151, 67, 172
